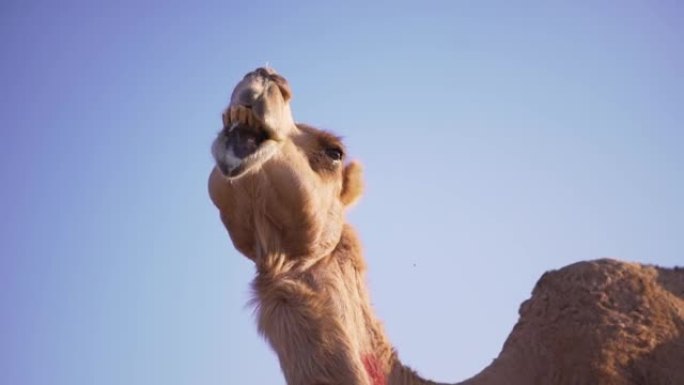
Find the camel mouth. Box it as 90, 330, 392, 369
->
212, 106, 280, 179
226, 123, 269, 160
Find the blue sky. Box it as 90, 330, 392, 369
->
1, 1, 682, 384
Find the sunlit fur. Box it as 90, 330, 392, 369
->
209, 67, 390, 384
209, 68, 684, 385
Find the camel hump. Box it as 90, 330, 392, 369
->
526, 259, 684, 320
484, 259, 684, 385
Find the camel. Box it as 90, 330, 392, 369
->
208, 67, 684, 385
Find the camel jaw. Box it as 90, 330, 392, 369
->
212, 110, 281, 179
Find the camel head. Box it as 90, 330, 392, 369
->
209, 67, 363, 264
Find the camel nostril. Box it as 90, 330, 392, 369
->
243, 67, 272, 80
251, 67, 276, 79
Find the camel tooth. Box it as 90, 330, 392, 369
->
247, 110, 259, 127
245, 108, 254, 126
225, 105, 263, 128
252, 113, 262, 129
233, 106, 241, 124
222, 111, 230, 127
239, 107, 249, 125
238, 106, 246, 124
246, 108, 255, 127
228, 107, 237, 123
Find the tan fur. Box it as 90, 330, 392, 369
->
341, 161, 364, 207
209, 68, 684, 385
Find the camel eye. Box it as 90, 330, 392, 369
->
324, 148, 344, 161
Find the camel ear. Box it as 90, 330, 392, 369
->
341, 161, 363, 207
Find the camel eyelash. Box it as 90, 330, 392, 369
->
324, 147, 344, 161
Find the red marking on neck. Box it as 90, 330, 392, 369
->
362, 354, 386, 385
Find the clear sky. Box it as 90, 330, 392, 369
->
1, 1, 682, 384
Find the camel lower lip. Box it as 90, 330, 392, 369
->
217, 162, 233, 176
226, 124, 268, 159
213, 134, 277, 179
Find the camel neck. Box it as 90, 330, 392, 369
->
251, 224, 448, 384
250, 224, 460, 385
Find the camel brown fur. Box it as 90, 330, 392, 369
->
209, 68, 684, 385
